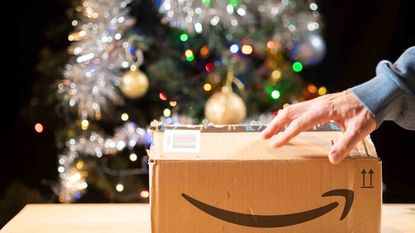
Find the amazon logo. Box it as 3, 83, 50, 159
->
182, 189, 354, 228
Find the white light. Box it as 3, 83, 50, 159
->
237, 8, 246, 16
307, 22, 319, 31
195, 8, 202, 14
226, 5, 234, 14
311, 36, 322, 47
73, 47, 82, 55
118, 16, 125, 23
116, 141, 126, 151
59, 158, 65, 165
71, 20, 78, 26
310, 3, 318, 11
80, 182, 88, 189
69, 98, 76, 107
122, 61, 129, 68
116, 184, 124, 192
210, 16, 220, 26
58, 166, 65, 173
194, 23, 203, 33
140, 190, 150, 198
230, 19, 238, 26
114, 33, 122, 40
129, 153, 138, 161
230, 44, 239, 53
288, 24, 296, 32
121, 113, 129, 121
76, 53, 95, 63
69, 138, 76, 145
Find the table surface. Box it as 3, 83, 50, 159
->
1, 204, 414, 233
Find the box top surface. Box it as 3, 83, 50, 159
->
148, 122, 378, 161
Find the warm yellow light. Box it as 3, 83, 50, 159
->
241, 45, 253, 55
76, 161, 85, 170
129, 153, 138, 162
116, 184, 124, 192
140, 190, 150, 198
271, 70, 282, 80
163, 108, 171, 117
185, 49, 193, 57
318, 86, 327, 95
121, 113, 129, 121
81, 119, 89, 130
169, 101, 177, 107
203, 83, 212, 91
283, 103, 290, 108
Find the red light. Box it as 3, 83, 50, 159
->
159, 92, 168, 101
205, 63, 214, 72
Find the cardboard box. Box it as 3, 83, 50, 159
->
148, 123, 382, 233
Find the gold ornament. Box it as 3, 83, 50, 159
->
120, 67, 149, 99
205, 86, 246, 124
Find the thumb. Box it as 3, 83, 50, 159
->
328, 129, 362, 164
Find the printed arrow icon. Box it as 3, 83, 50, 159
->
361, 169, 367, 187
368, 169, 374, 187
182, 189, 354, 228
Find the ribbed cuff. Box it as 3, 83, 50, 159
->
349, 63, 403, 128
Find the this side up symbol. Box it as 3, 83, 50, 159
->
361, 169, 374, 189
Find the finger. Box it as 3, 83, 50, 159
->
260, 108, 292, 139
328, 128, 366, 164
271, 111, 323, 147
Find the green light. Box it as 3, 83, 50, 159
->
229, 0, 238, 7
292, 61, 303, 72
186, 55, 195, 62
179, 33, 188, 42
264, 85, 273, 94
271, 90, 281, 100
202, 0, 211, 6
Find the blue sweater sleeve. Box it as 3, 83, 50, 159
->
349, 46, 415, 130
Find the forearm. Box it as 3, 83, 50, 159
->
350, 47, 415, 130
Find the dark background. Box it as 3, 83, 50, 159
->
1, 0, 414, 226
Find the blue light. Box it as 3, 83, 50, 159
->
230, 44, 239, 53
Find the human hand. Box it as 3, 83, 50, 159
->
260, 91, 376, 164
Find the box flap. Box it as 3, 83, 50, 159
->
148, 121, 378, 160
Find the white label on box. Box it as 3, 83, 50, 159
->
163, 129, 200, 153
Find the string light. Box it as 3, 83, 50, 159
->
116, 183, 124, 192
129, 153, 138, 161
81, 119, 89, 130
230, 44, 239, 53
121, 113, 129, 121
34, 123, 44, 133
169, 101, 177, 107
241, 44, 253, 55
318, 86, 327, 95
203, 83, 212, 91
271, 90, 281, 100
159, 92, 168, 101
76, 161, 85, 169
292, 61, 303, 72
163, 108, 171, 117
179, 33, 189, 42
307, 84, 317, 93
271, 70, 282, 80
140, 190, 150, 198
200, 45, 209, 57
205, 63, 214, 72
185, 49, 195, 62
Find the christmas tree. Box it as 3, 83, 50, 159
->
32, 0, 327, 202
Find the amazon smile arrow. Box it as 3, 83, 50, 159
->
182, 189, 354, 228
